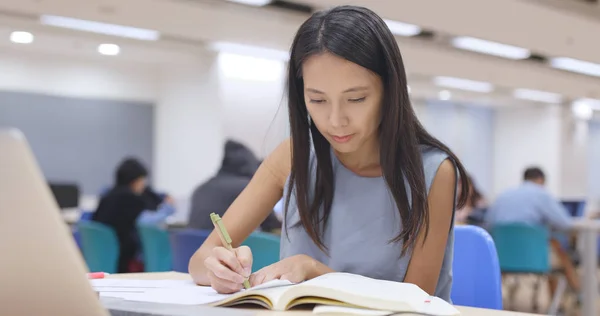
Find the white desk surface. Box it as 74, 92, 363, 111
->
101, 272, 541, 316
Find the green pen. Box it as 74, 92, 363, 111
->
210, 213, 251, 289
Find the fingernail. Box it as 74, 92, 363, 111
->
244, 267, 252, 277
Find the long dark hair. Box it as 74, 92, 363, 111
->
284, 6, 469, 255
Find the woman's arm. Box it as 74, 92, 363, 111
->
403, 159, 456, 295
188, 139, 291, 285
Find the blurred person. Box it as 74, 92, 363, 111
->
189, 6, 471, 301
486, 167, 579, 295
188, 140, 281, 233
92, 158, 175, 273
455, 174, 486, 224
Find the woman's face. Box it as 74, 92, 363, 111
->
302, 52, 383, 154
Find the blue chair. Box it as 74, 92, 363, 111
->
451, 225, 502, 309
137, 225, 172, 272
169, 229, 211, 273
242, 232, 280, 272
491, 224, 566, 314
77, 221, 119, 273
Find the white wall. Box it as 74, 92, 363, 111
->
153, 57, 224, 199
0, 51, 159, 101
493, 105, 562, 197
417, 101, 494, 197
217, 53, 289, 158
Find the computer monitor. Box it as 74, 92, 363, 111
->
561, 200, 586, 217
48, 182, 80, 209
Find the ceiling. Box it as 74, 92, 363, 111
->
0, 0, 599, 106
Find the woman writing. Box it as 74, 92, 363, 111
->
189, 5, 469, 302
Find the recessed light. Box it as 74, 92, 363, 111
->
384, 20, 422, 37
513, 88, 563, 104
209, 42, 289, 61
98, 43, 120, 56
571, 99, 598, 120
439, 90, 452, 101
10, 31, 34, 44
550, 57, 600, 78
225, 0, 272, 6
451, 36, 531, 60
40, 15, 160, 41
433, 76, 494, 93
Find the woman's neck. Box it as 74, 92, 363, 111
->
333, 137, 381, 177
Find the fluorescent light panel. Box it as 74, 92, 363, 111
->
226, 0, 272, 5
452, 36, 531, 60
210, 41, 289, 61
10, 31, 34, 44
40, 15, 160, 41
433, 76, 494, 93
550, 57, 600, 78
384, 19, 421, 37
513, 88, 563, 104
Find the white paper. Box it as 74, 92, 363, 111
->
91, 279, 195, 290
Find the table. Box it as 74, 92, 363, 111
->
102, 272, 540, 316
572, 219, 600, 316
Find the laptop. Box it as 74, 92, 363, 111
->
0, 129, 108, 316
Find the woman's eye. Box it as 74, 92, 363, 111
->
309, 99, 326, 104
348, 97, 366, 103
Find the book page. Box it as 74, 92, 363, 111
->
297, 273, 429, 311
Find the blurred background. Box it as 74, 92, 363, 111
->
1, 0, 600, 314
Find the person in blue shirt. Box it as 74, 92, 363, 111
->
486, 167, 579, 299
486, 167, 573, 230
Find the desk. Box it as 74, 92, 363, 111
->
572, 219, 600, 316
102, 272, 540, 316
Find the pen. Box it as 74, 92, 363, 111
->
87, 272, 110, 279
210, 212, 251, 289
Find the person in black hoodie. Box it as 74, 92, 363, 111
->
92, 158, 151, 273
188, 140, 281, 232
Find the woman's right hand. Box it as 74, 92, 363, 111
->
203, 245, 253, 293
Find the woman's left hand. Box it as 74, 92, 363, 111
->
249, 254, 331, 286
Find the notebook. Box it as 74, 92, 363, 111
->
100, 272, 460, 316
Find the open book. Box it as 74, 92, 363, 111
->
100, 273, 459, 316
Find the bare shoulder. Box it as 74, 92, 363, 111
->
434, 159, 457, 185
262, 138, 292, 188
428, 159, 457, 214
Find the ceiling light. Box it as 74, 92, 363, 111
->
10, 31, 34, 44
225, 0, 272, 6
433, 76, 494, 93
439, 90, 451, 101
571, 99, 598, 120
550, 57, 600, 78
210, 41, 289, 61
218, 53, 284, 82
40, 15, 160, 41
384, 19, 421, 37
98, 43, 120, 56
513, 88, 563, 104
452, 36, 531, 60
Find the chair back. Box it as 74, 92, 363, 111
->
490, 223, 550, 273
451, 225, 503, 310
137, 224, 172, 272
169, 229, 211, 273
242, 232, 280, 272
77, 221, 119, 273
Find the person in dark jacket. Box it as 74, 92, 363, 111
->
93, 158, 173, 272
188, 140, 281, 232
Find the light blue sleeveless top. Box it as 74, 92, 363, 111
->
280, 145, 455, 302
